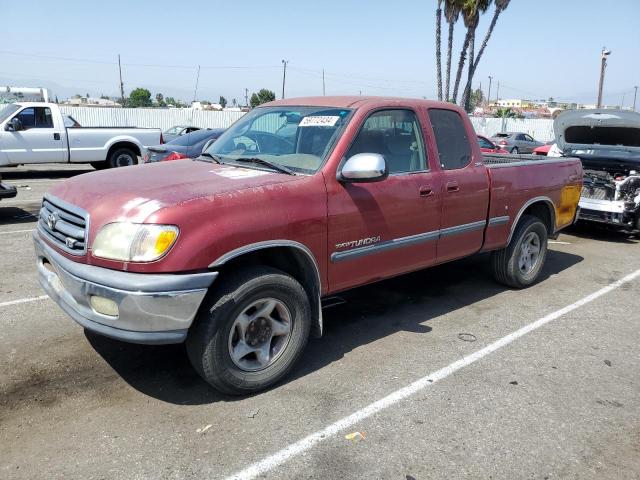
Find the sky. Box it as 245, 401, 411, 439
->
1, 0, 639, 107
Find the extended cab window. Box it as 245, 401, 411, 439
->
16, 107, 54, 129
347, 109, 426, 174
428, 109, 471, 170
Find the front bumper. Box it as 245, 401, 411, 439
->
33, 232, 217, 344
578, 197, 636, 229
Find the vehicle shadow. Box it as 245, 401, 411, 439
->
0, 206, 40, 225
565, 222, 638, 244
87, 249, 583, 405
0, 166, 93, 180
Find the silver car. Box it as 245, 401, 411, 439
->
162, 125, 201, 143
490, 132, 544, 154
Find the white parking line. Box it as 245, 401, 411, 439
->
225, 268, 640, 480
0, 228, 35, 235
0, 295, 48, 308
549, 240, 572, 245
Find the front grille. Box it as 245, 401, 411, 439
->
581, 185, 611, 200
38, 195, 88, 255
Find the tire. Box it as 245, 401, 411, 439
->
107, 148, 138, 168
186, 266, 311, 395
91, 161, 107, 170
511, 147, 519, 154
491, 214, 548, 289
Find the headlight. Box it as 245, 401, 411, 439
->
92, 223, 179, 262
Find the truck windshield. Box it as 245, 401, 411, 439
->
204, 106, 352, 174
0, 104, 21, 124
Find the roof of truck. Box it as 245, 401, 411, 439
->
263, 96, 461, 110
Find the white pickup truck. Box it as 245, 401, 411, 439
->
0, 102, 162, 169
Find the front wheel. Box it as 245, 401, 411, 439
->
186, 267, 311, 395
491, 215, 548, 288
511, 147, 519, 154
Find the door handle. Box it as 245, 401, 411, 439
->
419, 185, 434, 197
446, 181, 459, 193
53, 133, 60, 140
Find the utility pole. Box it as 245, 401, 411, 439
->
192, 65, 201, 104
118, 54, 125, 105
597, 47, 611, 108
487, 76, 493, 106
322, 68, 326, 96
621, 93, 625, 109
281, 60, 288, 99
633, 86, 638, 112
245, 88, 249, 108
496, 81, 500, 102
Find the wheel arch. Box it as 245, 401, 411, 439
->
209, 241, 324, 338
106, 140, 142, 161
508, 196, 555, 244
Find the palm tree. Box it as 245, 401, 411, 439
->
458, 0, 491, 109
461, 0, 511, 109
435, 0, 443, 100
451, 0, 485, 104
444, 0, 463, 102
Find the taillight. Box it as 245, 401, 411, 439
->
160, 133, 165, 144
499, 140, 507, 145
163, 151, 188, 161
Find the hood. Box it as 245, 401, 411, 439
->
554, 109, 640, 155
49, 159, 298, 225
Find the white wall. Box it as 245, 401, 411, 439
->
58, 106, 556, 142
59, 106, 245, 130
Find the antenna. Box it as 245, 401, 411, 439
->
322, 68, 326, 96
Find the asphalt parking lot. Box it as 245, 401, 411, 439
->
1, 164, 639, 480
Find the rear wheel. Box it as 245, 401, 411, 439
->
107, 148, 137, 168
511, 147, 519, 154
186, 266, 311, 395
491, 215, 548, 288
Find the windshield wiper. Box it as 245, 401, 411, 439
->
233, 157, 296, 175
197, 152, 223, 164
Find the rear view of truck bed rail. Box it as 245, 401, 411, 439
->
483, 153, 576, 167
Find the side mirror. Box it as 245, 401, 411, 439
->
5, 117, 23, 132
338, 153, 388, 183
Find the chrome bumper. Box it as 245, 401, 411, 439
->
33, 232, 217, 345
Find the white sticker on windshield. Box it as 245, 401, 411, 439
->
299, 116, 340, 127
211, 167, 271, 179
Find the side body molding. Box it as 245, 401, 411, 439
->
209, 240, 324, 337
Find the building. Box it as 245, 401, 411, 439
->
63, 96, 121, 107
494, 98, 534, 108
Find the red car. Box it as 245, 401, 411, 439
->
34, 96, 582, 394
477, 135, 509, 154
533, 143, 553, 156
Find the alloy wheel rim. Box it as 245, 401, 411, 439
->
227, 298, 293, 372
518, 231, 541, 275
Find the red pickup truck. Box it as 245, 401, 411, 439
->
34, 97, 582, 394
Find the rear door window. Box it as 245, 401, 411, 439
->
428, 109, 471, 170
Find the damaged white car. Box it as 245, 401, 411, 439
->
553, 109, 640, 233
